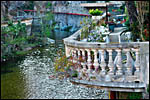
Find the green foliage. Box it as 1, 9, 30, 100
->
89, 9, 103, 16
121, 17, 141, 41
118, 8, 121, 12
130, 21, 141, 41
1, 20, 39, 59
1, 20, 27, 42
40, 2, 55, 38
20, 1, 34, 10
2, 20, 26, 37
81, 26, 89, 40
71, 71, 78, 77
87, 32, 105, 42
54, 49, 80, 79
80, 17, 92, 40
80, 17, 98, 40
127, 92, 142, 99
101, 23, 107, 27
54, 50, 76, 79
143, 24, 149, 41
15, 51, 28, 56
46, 2, 52, 9
1, 2, 56, 61
1, 20, 35, 61
80, 17, 106, 42
54, 55, 74, 72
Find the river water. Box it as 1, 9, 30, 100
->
1, 30, 109, 99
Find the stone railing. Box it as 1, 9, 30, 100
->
63, 15, 149, 92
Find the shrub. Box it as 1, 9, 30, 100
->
1, 20, 27, 60
101, 23, 107, 27
127, 92, 142, 99
89, 9, 103, 16
54, 49, 78, 79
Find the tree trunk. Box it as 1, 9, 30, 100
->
125, 1, 138, 25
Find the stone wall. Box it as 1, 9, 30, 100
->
140, 42, 149, 87
54, 13, 88, 28
1, 1, 27, 21
52, 4, 90, 28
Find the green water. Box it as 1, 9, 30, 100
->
1, 57, 27, 99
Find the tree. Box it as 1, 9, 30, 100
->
125, 1, 138, 25
125, 1, 149, 41
134, 1, 149, 41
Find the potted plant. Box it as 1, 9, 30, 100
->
80, 17, 110, 43
89, 9, 103, 20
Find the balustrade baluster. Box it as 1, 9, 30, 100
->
73, 49, 77, 64
70, 47, 74, 57
107, 49, 114, 75
78, 49, 81, 61
134, 48, 140, 75
92, 49, 99, 74
77, 49, 82, 78
86, 49, 92, 75
81, 49, 87, 73
65, 45, 69, 57
100, 49, 106, 75
124, 49, 132, 75
116, 49, 123, 75
68, 47, 72, 62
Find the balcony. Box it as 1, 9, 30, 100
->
63, 13, 149, 92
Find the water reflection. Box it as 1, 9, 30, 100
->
1, 59, 28, 99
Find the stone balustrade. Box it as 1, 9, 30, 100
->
65, 42, 140, 80
63, 13, 149, 92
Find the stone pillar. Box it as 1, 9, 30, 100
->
65, 45, 70, 57
81, 49, 87, 73
108, 49, 114, 75
77, 49, 81, 78
77, 49, 81, 61
116, 49, 123, 75
100, 49, 106, 75
86, 49, 92, 74
93, 49, 99, 73
73, 49, 77, 64
124, 49, 132, 75
134, 48, 140, 75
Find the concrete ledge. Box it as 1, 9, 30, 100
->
80, 3, 107, 7
70, 78, 145, 92
64, 40, 141, 49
